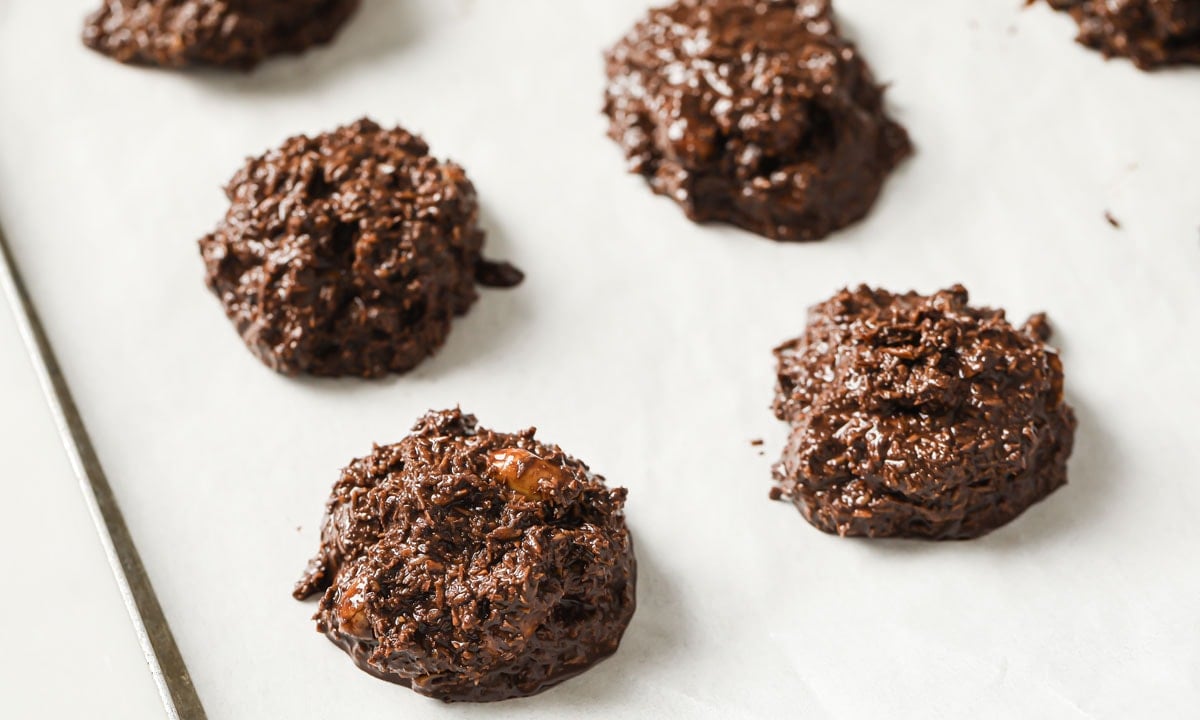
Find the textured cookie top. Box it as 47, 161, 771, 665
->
1037, 0, 1200, 70
83, 0, 361, 70
294, 409, 636, 702
604, 0, 911, 241
773, 286, 1075, 533
200, 118, 518, 378
607, 0, 859, 164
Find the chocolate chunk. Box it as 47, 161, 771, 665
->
294, 409, 637, 702
603, 0, 912, 241
772, 285, 1077, 540
199, 118, 521, 378
474, 258, 526, 288
1033, 0, 1200, 70
83, 0, 360, 70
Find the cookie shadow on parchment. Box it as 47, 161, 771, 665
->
192, 0, 423, 96
867, 392, 1120, 556
411, 204, 530, 379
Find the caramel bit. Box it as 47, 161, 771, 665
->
486, 448, 566, 499
336, 581, 372, 639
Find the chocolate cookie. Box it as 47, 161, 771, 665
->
294, 409, 637, 702
83, 0, 360, 70
199, 118, 521, 378
603, 0, 911, 241
1033, 0, 1200, 70
772, 286, 1076, 540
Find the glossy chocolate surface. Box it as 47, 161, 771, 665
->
604, 0, 911, 241
772, 285, 1076, 539
294, 409, 637, 702
1037, 0, 1200, 70
83, 0, 360, 70
199, 118, 519, 378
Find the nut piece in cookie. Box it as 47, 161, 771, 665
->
772, 285, 1076, 539
603, 0, 911, 241
199, 118, 521, 378
1033, 0, 1200, 70
294, 409, 637, 702
83, 0, 361, 70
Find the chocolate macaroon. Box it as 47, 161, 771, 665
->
772, 285, 1076, 540
83, 0, 361, 70
294, 409, 637, 702
1032, 0, 1200, 70
603, 0, 911, 241
199, 118, 522, 378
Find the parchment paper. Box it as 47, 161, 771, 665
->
1, 1, 1198, 717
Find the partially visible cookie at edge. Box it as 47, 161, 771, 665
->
772, 285, 1076, 540
294, 408, 637, 702
83, 0, 361, 70
1032, 0, 1200, 70
603, 0, 912, 241
199, 118, 522, 378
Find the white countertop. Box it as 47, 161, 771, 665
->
0, 293, 163, 719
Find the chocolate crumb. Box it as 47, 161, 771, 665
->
1105, 211, 1122, 229
768, 487, 784, 501
750, 439, 764, 447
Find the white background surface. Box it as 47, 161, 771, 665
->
0, 295, 163, 717
2, 0, 1198, 717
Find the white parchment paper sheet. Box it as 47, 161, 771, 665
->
1, 1, 1198, 717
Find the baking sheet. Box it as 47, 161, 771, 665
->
1, 0, 1198, 717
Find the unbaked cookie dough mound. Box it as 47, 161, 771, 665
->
1035, 0, 1200, 70
83, 0, 360, 70
199, 118, 521, 378
294, 409, 637, 702
772, 285, 1076, 540
603, 0, 912, 241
